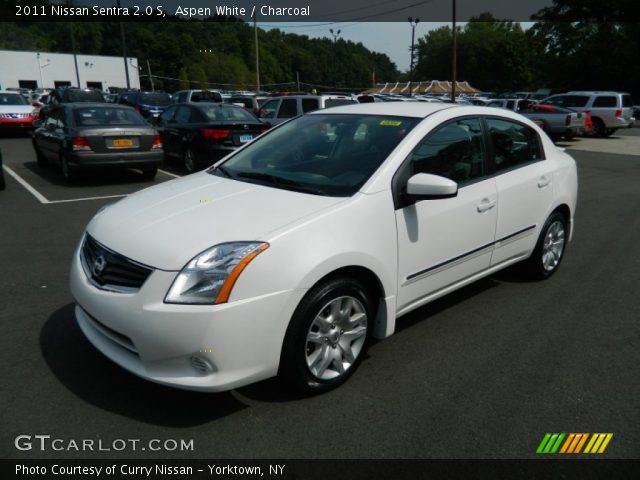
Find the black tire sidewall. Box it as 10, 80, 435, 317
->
280, 278, 373, 393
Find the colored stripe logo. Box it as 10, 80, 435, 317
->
537, 433, 613, 454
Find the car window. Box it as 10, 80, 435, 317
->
486, 118, 542, 172
212, 114, 420, 197
592, 96, 617, 108
487, 101, 502, 108
63, 89, 104, 103
174, 106, 193, 124
301, 98, 319, 113
191, 90, 222, 102
199, 106, 257, 122
506, 100, 515, 110
324, 99, 358, 108
0, 93, 28, 105
278, 99, 298, 118
546, 95, 589, 108
140, 92, 171, 106
73, 107, 146, 126
259, 99, 278, 119
159, 105, 177, 124
409, 118, 485, 184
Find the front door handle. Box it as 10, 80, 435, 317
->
477, 198, 496, 213
538, 175, 551, 188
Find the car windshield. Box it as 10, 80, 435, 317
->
63, 90, 105, 102
0, 93, 28, 105
73, 107, 146, 126
324, 99, 358, 108
199, 105, 258, 122
209, 113, 420, 196
191, 90, 222, 102
140, 92, 171, 105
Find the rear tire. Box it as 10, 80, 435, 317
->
520, 211, 568, 280
591, 117, 606, 137
279, 277, 373, 394
183, 147, 197, 173
35, 145, 48, 167
141, 165, 158, 180
60, 153, 76, 183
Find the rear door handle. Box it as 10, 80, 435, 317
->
538, 175, 551, 188
477, 199, 496, 213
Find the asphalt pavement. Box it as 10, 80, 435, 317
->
1, 129, 638, 459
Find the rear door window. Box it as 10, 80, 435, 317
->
486, 118, 543, 172
592, 96, 617, 108
302, 98, 320, 113
278, 99, 298, 118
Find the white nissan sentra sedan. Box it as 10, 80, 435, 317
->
70, 103, 577, 393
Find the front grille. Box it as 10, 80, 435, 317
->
0, 113, 31, 118
80, 234, 153, 293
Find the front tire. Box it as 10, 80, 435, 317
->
521, 211, 568, 280
280, 278, 373, 394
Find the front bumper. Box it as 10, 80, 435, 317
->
0, 117, 34, 129
70, 241, 306, 392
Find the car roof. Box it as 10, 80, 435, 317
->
308, 101, 457, 118
0, 90, 22, 95
63, 103, 135, 109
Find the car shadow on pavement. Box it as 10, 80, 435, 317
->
40, 304, 249, 427
23, 161, 157, 187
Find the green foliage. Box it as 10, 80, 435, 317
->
0, 17, 399, 91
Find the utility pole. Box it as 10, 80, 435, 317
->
296, 71, 300, 91
147, 60, 154, 91
451, 0, 457, 102
69, 25, 81, 88
408, 17, 420, 95
117, 0, 131, 89
254, 12, 260, 92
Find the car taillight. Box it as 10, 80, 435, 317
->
71, 136, 92, 151
151, 135, 162, 149
565, 115, 571, 126
135, 105, 141, 112
202, 129, 229, 139
615, 108, 622, 118
259, 127, 269, 134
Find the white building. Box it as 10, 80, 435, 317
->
0, 49, 140, 92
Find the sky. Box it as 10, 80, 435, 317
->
257, 22, 451, 72
257, 21, 536, 73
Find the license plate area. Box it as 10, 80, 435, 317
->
108, 138, 137, 148
239, 134, 254, 143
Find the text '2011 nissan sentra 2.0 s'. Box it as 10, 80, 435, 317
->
70, 103, 577, 394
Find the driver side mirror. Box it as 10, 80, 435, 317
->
406, 173, 458, 200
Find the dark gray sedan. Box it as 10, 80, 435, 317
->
32, 103, 163, 182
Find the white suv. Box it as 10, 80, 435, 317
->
542, 91, 635, 136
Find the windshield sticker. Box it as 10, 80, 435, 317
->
379, 120, 402, 126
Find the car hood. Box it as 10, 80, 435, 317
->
87, 172, 347, 270
0, 105, 33, 114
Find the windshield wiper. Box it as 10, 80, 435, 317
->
211, 165, 233, 178
236, 172, 326, 195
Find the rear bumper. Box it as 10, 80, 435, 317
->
68, 150, 163, 169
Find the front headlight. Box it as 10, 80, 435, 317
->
165, 242, 269, 305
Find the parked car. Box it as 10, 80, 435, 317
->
39, 87, 106, 119
223, 95, 268, 114
152, 102, 268, 173
542, 91, 634, 136
258, 94, 358, 126
117, 91, 172, 119
522, 104, 584, 140
0, 90, 37, 131
32, 103, 163, 182
70, 103, 577, 394
170, 90, 223, 104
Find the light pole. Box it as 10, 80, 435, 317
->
254, 12, 260, 92
116, 0, 131, 89
36, 53, 51, 89
329, 28, 341, 43
451, 0, 457, 102
408, 17, 420, 95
